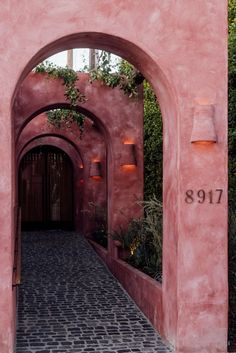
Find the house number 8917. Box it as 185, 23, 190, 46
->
185, 189, 223, 204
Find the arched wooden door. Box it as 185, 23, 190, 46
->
19, 146, 74, 230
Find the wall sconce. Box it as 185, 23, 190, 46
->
190, 104, 217, 145
90, 161, 102, 180
120, 142, 136, 170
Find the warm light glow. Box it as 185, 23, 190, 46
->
191, 140, 216, 145
120, 143, 136, 166
89, 161, 102, 178
123, 140, 134, 145
92, 159, 100, 163
79, 164, 84, 169
91, 175, 102, 180
121, 164, 136, 172
130, 241, 139, 255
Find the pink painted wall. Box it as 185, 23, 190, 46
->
14, 72, 144, 238
0, 1, 228, 353
16, 113, 107, 234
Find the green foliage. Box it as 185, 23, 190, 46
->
111, 218, 146, 252
35, 62, 86, 133
91, 57, 163, 200
47, 109, 85, 135
91, 57, 163, 201
35, 57, 143, 133
131, 196, 162, 279
35, 61, 85, 104
143, 81, 162, 201
111, 197, 163, 281
88, 52, 143, 98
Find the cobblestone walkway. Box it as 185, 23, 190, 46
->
16, 231, 172, 353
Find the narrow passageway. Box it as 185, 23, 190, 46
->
16, 231, 172, 353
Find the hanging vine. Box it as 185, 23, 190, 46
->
35, 62, 86, 134
35, 53, 144, 135
88, 51, 144, 97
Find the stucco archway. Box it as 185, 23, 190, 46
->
0, 2, 227, 353
17, 112, 108, 236
19, 144, 75, 229
18, 136, 84, 231
14, 72, 144, 248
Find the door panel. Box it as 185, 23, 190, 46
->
19, 146, 73, 230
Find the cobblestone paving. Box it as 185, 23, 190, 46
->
16, 231, 173, 353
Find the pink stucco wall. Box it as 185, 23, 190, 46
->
16, 113, 107, 234
0, 1, 227, 353
14, 72, 144, 237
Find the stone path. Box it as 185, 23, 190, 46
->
16, 231, 172, 353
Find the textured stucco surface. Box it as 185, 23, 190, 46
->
15, 72, 144, 241
0, 1, 228, 353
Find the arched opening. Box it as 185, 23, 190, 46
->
8, 28, 183, 353
17, 134, 86, 235
19, 145, 74, 230
0, 3, 227, 353
12, 36, 177, 346
16, 106, 109, 247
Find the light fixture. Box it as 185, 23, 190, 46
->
120, 142, 136, 169
190, 104, 217, 144
89, 161, 102, 180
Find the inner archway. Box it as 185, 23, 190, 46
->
19, 145, 74, 230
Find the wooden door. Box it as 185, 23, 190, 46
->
19, 146, 73, 230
